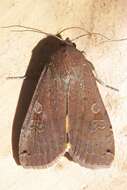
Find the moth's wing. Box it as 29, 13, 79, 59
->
68, 52, 115, 168
19, 68, 66, 167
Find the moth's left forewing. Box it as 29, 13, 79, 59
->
19, 62, 67, 168
68, 48, 115, 168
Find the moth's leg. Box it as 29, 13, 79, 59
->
87, 60, 119, 92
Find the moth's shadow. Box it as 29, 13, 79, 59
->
12, 36, 71, 164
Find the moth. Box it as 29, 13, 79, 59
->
13, 33, 115, 168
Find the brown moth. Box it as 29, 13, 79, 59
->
17, 34, 115, 168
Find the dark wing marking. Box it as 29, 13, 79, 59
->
67, 48, 115, 168
19, 66, 67, 167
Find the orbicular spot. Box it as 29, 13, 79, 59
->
33, 101, 43, 114
91, 103, 101, 114
29, 112, 47, 132
89, 120, 106, 132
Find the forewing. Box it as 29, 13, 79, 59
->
19, 67, 66, 167
68, 51, 115, 168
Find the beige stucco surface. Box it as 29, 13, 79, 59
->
0, 0, 127, 189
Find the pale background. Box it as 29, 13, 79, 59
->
0, 0, 127, 190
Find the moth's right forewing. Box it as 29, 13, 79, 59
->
19, 65, 67, 167
68, 49, 115, 168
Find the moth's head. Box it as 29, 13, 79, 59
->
55, 33, 76, 48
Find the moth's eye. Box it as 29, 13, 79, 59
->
65, 38, 76, 47
72, 42, 76, 48
65, 37, 70, 41
65, 37, 72, 43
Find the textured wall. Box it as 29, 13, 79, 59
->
0, 0, 127, 189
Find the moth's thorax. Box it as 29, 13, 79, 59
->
49, 45, 86, 84
46, 45, 86, 95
